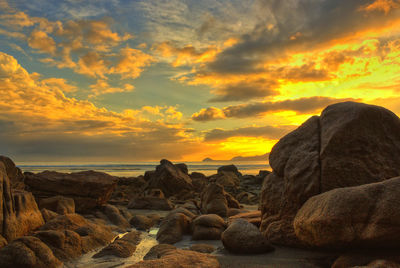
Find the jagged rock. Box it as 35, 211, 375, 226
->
39, 196, 75, 215
93, 230, 142, 258
129, 249, 221, 268
192, 214, 226, 240
110, 176, 146, 206
0, 236, 61, 268
25, 170, 117, 212
0, 156, 25, 190
260, 102, 400, 246
294, 177, 400, 248
146, 159, 193, 198
222, 219, 274, 254
128, 196, 174, 210
190, 172, 208, 192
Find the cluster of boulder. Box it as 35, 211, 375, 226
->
1, 101, 400, 267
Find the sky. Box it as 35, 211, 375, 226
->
0, 0, 400, 162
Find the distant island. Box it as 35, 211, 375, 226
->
202, 153, 269, 162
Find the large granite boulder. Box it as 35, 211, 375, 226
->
0, 162, 44, 242
221, 219, 274, 254
260, 102, 400, 246
146, 159, 193, 198
25, 170, 118, 212
156, 209, 194, 244
0, 236, 61, 268
294, 177, 400, 248
192, 214, 226, 240
128, 196, 174, 210
0, 156, 25, 190
200, 183, 239, 217
39, 196, 75, 215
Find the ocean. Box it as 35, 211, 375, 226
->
17, 161, 270, 177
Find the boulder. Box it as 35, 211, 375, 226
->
217, 165, 241, 177
190, 172, 208, 192
39, 213, 114, 253
0, 236, 61, 268
156, 212, 192, 244
228, 211, 261, 227
209, 171, 240, 189
0, 156, 25, 190
146, 159, 193, 198
25, 170, 118, 212
128, 249, 221, 268
294, 177, 400, 248
39, 196, 75, 215
129, 215, 156, 231
192, 214, 226, 240
0, 162, 45, 242
102, 204, 130, 228
143, 244, 177, 260
93, 230, 142, 258
41, 209, 59, 223
35, 230, 82, 261
110, 176, 146, 206
189, 244, 216, 253
260, 102, 400, 246
222, 219, 274, 254
200, 183, 239, 217
128, 196, 174, 210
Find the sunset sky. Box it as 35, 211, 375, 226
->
1, 0, 400, 162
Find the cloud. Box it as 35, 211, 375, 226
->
192, 97, 357, 121
360, 0, 400, 14
0, 51, 204, 161
28, 30, 57, 55
203, 125, 296, 141
89, 79, 134, 97
110, 47, 155, 79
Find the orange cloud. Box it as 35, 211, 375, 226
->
89, 79, 134, 97
28, 30, 57, 55
360, 0, 400, 14
110, 47, 155, 79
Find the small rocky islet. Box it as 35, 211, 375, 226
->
0, 101, 400, 267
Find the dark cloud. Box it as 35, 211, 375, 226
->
192, 96, 358, 121
204, 125, 295, 141
209, 79, 278, 102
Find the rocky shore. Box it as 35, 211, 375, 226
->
1, 101, 400, 267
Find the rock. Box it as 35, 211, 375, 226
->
128, 249, 221, 268
109, 176, 146, 206
222, 219, 274, 254
39, 196, 75, 215
170, 207, 196, 219
102, 204, 130, 228
143, 244, 177, 260
217, 165, 241, 177
189, 244, 215, 253
200, 183, 228, 217
229, 211, 261, 227
0, 236, 7, 249
294, 177, 400, 248
146, 159, 193, 198
156, 212, 192, 244
209, 171, 240, 189
178, 201, 200, 215
363, 260, 400, 268
190, 172, 208, 192
147, 188, 165, 198
192, 214, 226, 240
93, 230, 142, 258
35, 230, 82, 261
0, 236, 61, 268
260, 102, 400, 246
332, 254, 400, 268
128, 196, 174, 210
175, 163, 188, 174
129, 215, 156, 231
39, 213, 114, 253
25, 170, 118, 212
0, 156, 25, 190
41, 209, 59, 223
225, 192, 240, 208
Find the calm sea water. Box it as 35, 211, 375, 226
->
17, 161, 270, 177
